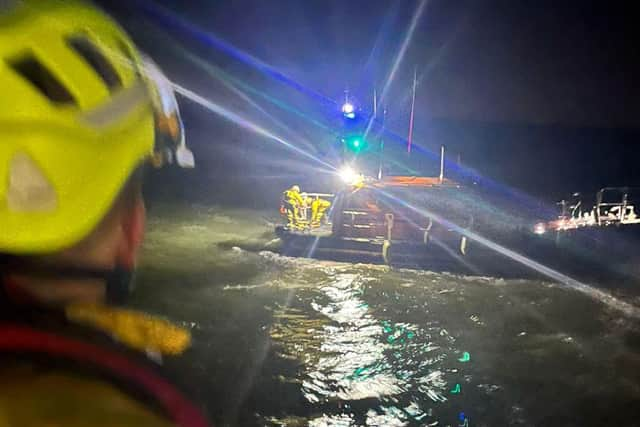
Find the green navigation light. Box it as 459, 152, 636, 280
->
343, 134, 367, 153
458, 352, 471, 362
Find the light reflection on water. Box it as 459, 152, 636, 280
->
139, 208, 640, 427
270, 269, 468, 426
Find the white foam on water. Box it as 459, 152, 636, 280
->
262, 246, 640, 322
264, 238, 281, 247
308, 414, 355, 427
222, 283, 271, 291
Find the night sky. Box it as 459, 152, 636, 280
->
104, 0, 640, 127
100, 0, 640, 203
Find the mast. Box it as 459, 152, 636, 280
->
407, 67, 417, 153
439, 145, 445, 183
373, 88, 377, 118
377, 90, 386, 180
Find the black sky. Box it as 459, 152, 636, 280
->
104, 0, 640, 128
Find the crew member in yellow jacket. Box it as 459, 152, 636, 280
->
310, 196, 331, 227
282, 185, 305, 228
0, 2, 207, 426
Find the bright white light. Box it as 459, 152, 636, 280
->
338, 166, 359, 185
341, 102, 355, 115
533, 222, 546, 235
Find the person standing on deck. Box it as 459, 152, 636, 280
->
310, 196, 331, 227
282, 185, 304, 229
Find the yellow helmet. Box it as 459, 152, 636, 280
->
0, 0, 184, 254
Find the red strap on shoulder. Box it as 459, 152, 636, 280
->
0, 324, 209, 427
1, 276, 37, 305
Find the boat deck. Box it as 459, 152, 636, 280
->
277, 223, 334, 238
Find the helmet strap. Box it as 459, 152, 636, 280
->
0, 258, 133, 305
105, 264, 134, 305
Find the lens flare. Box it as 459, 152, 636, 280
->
339, 166, 359, 185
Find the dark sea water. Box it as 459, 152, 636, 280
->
131, 204, 640, 427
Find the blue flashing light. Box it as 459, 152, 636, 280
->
342, 102, 356, 119
341, 102, 354, 114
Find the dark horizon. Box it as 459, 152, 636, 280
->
100, 0, 640, 212
103, 0, 640, 128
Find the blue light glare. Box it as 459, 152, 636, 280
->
341, 102, 355, 114
342, 102, 356, 119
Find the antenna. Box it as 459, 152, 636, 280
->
439, 145, 445, 183
407, 67, 417, 153
378, 106, 387, 180
373, 87, 377, 118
